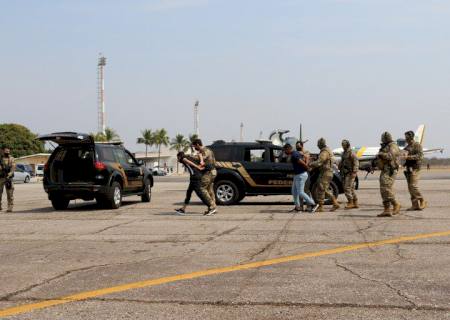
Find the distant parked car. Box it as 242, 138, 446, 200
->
16, 163, 34, 176
13, 168, 31, 183
35, 164, 45, 176
152, 168, 167, 176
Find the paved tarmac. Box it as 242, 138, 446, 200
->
0, 170, 449, 319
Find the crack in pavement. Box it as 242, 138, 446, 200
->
8, 297, 448, 312
245, 213, 296, 263
91, 219, 141, 235
392, 243, 410, 264
0, 264, 109, 301
215, 226, 240, 238
0, 235, 72, 260
231, 212, 298, 303
0, 254, 187, 302
333, 258, 418, 308
351, 219, 392, 253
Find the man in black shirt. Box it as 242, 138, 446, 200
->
283, 144, 318, 213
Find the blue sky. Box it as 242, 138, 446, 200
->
1, 0, 449, 154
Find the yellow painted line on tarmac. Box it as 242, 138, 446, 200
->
1, 230, 450, 318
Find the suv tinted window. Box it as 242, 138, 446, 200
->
113, 148, 135, 166
244, 148, 265, 162
270, 148, 283, 163
210, 146, 233, 161
97, 146, 115, 162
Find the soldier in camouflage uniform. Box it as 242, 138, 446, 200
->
192, 139, 217, 216
377, 132, 401, 217
309, 138, 340, 212
0, 147, 16, 212
338, 140, 359, 209
403, 130, 426, 211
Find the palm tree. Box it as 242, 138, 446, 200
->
170, 134, 190, 173
137, 129, 155, 166
91, 128, 120, 142
105, 128, 120, 142
153, 129, 170, 169
91, 132, 106, 142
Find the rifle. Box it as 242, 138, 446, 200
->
362, 143, 387, 180
363, 159, 377, 179
1, 161, 14, 189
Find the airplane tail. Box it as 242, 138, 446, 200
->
415, 125, 425, 145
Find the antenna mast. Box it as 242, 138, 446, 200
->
97, 54, 107, 135
194, 100, 200, 136
240, 122, 244, 142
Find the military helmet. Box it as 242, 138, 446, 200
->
341, 139, 350, 149
404, 130, 415, 140
381, 131, 393, 144
317, 138, 327, 149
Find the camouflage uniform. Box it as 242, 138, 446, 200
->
338, 140, 359, 209
0, 155, 16, 212
377, 132, 401, 217
403, 132, 425, 210
200, 147, 217, 209
310, 138, 340, 212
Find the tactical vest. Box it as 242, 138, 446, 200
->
203, 148, 216, 172
321, 148, 333, 172
0, 157, 13, 178
340, 150, 354, 175
378, 143, 400, 173
404, 142, 422, 170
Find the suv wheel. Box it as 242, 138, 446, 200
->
105, 181, 122, 209
141, 178, 151, 203
51, 198, 70, 210
24, 176, 30, 183
215, 180, 240, 205
311, 180, 339, 205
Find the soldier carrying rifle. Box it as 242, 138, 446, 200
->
402, 130, 427, 211
377, 132, 401, 217
0, 147, 16, 213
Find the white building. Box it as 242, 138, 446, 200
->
133, 146, 186, 174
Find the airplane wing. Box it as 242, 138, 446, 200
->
423, 148, 444, 154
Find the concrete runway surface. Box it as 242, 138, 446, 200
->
0, 170, 449, 319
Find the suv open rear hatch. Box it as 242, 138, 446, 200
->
38, 132, 94, 145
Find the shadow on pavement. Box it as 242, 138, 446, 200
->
155, 212, 205, 216
15, 200, 141, 214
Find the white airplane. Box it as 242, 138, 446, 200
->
332, 125, 444, 171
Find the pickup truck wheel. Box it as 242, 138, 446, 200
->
51, 198, 70, 210
215, 180, 240, 205
311, 180, 339, 205
105, 181, 122, 209
141, 179, 151, 203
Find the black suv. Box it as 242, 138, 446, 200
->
209, 141, 356, 205
39, 132, 153, 210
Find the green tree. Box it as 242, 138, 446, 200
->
105, 128, 120, 141
91, 127, 120, 142
153, 129, 170, 169
137, 129, 155, 166
0, 123, 45, 158
170, 134, 190, 173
